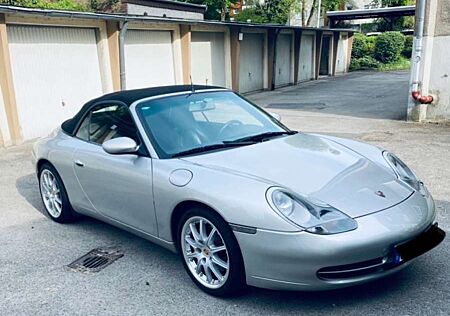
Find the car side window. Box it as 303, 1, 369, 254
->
75, 103, 139, 145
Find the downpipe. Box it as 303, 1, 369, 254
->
119, 21, 129, 91
410, 0, 433, 104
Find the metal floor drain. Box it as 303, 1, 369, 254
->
267, 102, 327, 110
67, 248, 124, 274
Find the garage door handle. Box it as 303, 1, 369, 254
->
74, 160, 84, 167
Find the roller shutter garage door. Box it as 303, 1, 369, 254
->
239, 33, 264, 93
125, 30, 176, 89
7, 25, 103, 140
298, 34, 315, 82
191, 32, 226, 87
275, 34, 292, 87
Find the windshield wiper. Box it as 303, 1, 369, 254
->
171, 141, 256, 158
224, 130, 297, 144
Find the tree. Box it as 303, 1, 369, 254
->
257, 0, 296, 24
184, 0, 239, 21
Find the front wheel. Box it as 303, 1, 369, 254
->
177, 207, 246, 297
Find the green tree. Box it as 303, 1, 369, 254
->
184, 0, 238, 21
256, 0, 296, 24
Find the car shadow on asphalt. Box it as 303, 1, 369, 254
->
16, 173, 46, 216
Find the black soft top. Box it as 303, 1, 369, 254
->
61, 85, 224, 135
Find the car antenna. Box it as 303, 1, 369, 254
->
190, 75, 195, 94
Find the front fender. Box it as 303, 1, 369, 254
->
152, 159, 298, 242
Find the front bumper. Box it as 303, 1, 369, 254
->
234, 191, 445, 291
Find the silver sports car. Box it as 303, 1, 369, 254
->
32, 85, 445, 296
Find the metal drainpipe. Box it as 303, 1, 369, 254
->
411, 0, 433, 104
119, 21, 129, 91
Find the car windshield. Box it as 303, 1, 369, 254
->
136, 91, 292, 158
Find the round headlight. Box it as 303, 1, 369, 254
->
272, 190, 294, 216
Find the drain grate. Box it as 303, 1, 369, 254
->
67, 248, 124, 274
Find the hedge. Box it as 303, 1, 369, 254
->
374, 31, 405, 64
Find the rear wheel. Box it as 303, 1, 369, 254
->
38, 163, 76, 223
177, 207, 246, 297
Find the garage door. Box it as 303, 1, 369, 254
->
239, 33, 264, 93
7, 26, 103, 140
275, 34, 292, 87
335, 34, 348, 74
298, 34, 315, 82
125, 30, 175, 89
191, 32, 226, 87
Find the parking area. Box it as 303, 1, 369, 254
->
1, 71, 449, 315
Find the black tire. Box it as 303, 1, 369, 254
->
38, 163, 77, 223
177, 207, 246, 297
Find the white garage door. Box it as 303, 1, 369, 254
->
125, 30, 175, 89
335, 34, 348, 74
7, 26, 103, 140
191, 32, 226, 87
275, 34, 292, 87
299, 34, 315, 82
239, 33, 264, 93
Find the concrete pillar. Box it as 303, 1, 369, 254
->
407, 0, 450, 121
179, 24, 192, 84
229, 27, 241, 92
267, 29, 280, 90
106, 21, 121, 92
332, 32, 340, 76
346, 34, 353, 72
293, 29, 302, 84
314, 31, 323, 80
0, 14, 21, 145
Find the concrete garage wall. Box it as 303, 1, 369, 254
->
127, 4, 204, 20
408, 1, 450, 121
0, 8, 352, 146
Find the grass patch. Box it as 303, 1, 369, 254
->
377, 57, 411, 71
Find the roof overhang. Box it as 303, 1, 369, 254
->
327, 5, 416, 21
0, 5, 355, 34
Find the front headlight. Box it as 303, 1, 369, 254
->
382, 151, 424, 193
267, 188, 357, 235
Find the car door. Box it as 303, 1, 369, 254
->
72, 102, 157, 236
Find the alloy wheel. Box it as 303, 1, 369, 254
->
181, 216, 230, 289
40, 169, 62, 218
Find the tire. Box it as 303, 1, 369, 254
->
38, 163, 77, 223
177, 207, 246, 297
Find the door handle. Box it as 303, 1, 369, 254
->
74, 160, 84, 167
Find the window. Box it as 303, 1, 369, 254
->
75, 103, 139, 145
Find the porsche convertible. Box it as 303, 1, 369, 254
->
32, 85, 445, 296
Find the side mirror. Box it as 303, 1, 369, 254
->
102, 137, 139, 155
268, 111, 281, 121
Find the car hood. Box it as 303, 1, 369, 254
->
183, 133, 413, 218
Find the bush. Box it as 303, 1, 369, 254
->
351, 33, 377, 59
350, 56, 381, 71
374, 31, 405, 63
402, 35, 413, 59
